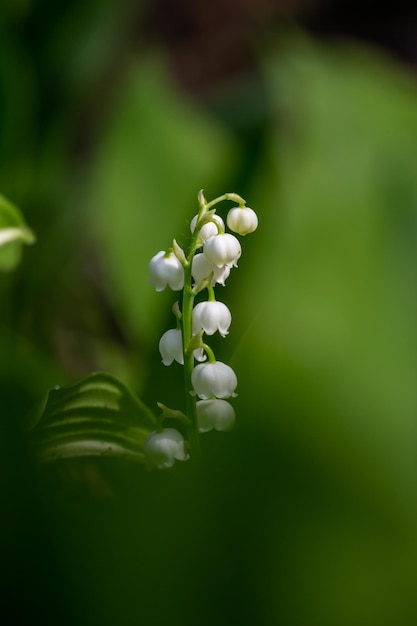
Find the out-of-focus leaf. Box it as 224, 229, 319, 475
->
230, 37, 417, 626
236, 36, 417, 479
88, 56, 238, 348
30, 372, 155, 463
0, 193, 35, 271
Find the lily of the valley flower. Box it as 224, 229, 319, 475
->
149, 251, 184, 292
196, 399, 235, 432
159, 329, 183, 365
191, 361, 237, 399
149, 190, 257, 468
144, 428, 189, 469
190, 213, 224, 243
203, 233, 241, 268
227, 206, 258, 235
192, 300, 231, 337
159, 328, 206, 365
191, 253, 230, 287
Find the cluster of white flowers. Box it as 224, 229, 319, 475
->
145, 192, 257, 469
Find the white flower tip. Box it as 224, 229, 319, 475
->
149, 279, 166, 292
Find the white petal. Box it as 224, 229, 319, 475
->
192, 301, 231, 337
144, 429, 189, 469
159, 329, 184, 365
196, 399, 235, 432
193, 348, 207, 362
191, 361, 237, 399
203, 234, 241, 268
191, 253, 231, 287
190, 214, 224, 242
149, 251, 184, 292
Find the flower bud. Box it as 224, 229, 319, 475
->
191, 361, 237, 399
196, 399, 235, 432
192, 301, 231, 337
159, 329, 184, 366
191, 253, 230, 287
190, 213, 224, 243
203, 233, 241, 268
227, 206, 258, 235
149, 251, 184, 292
144, 428, 189, 469
172, 239, 187, 265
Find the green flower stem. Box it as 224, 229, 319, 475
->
182, 260, 200, 459
207, 284, 216, 302
201, 343, 216, 363
204, 192, 246, 212
181, 191, 244, 459
181, 213, 206, 460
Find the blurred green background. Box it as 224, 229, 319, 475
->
2, 1, 417, 624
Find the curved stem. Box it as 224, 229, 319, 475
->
204, 192, 245, 212
201, 343, 216, 363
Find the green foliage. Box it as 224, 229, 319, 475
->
87, 57, 238, 346
0, 194, 35, 271
231, 38, 417, 624
30, 372, 155, 463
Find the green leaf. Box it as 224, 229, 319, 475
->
234, 36, 417, 496
0, 193, 35, 271
30, 372, 156, 463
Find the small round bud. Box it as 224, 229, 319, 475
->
227, 206, 258, 235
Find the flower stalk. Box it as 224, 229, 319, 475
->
146, 189, 258, 469
181, 250, 200, 459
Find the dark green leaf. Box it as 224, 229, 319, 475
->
30, 372, 156, 463
0, 193, 35, 271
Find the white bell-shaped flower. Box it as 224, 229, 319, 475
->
190, 213, 224, 243
191, 253, 230, 287
159, 328, 205, 364
203, 233, 241, 268
144, 428, 189, 469
159, 329, 184, 365
192, 301, 231, 337
149, 250, 184, 292
196, 399, 235, 432
227, 206, 258, 235
191, 361, 237, 399
194, 347, 207, 362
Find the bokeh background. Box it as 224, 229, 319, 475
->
2, 1, 417, 624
